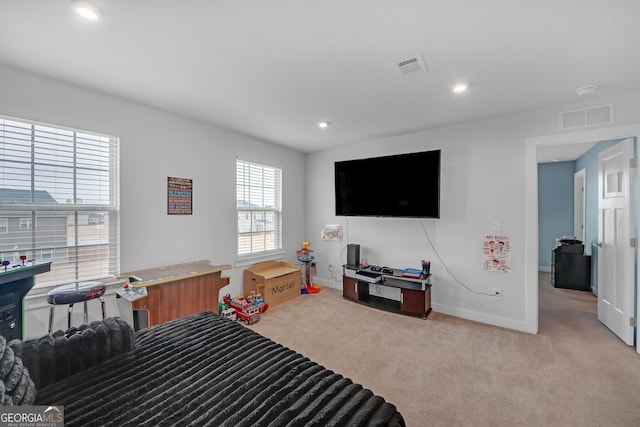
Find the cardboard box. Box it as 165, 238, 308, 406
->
244, 261, 301, 307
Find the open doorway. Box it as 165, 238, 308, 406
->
525, 123, 640, 354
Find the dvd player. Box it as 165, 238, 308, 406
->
355, 270, 382, 283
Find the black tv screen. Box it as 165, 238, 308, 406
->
335, 149, 440, 218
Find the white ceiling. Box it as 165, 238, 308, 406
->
1, 1, 640, 154
536, 141, 599, 164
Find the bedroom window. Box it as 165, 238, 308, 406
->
236, 159, 282, 260
0, 115, 120, 288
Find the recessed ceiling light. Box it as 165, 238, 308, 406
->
576, 85, 597, 96
452, 83, 468, 94
71, 0, 103, 21
317, 121, 330, 129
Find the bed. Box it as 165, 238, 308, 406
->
9, 311, 405, 426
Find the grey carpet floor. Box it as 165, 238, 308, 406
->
249, 272, 640, 427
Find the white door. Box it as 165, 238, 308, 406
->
597, 138, 635, 345
574, 169, 586, 242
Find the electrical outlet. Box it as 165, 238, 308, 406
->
492, 289, 502, 301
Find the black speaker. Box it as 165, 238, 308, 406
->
347, 244, 360, 266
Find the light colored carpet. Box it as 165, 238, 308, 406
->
249, 273, 640, 427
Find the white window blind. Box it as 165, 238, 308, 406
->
0, 116, 120, 288
236, 159, 282, 258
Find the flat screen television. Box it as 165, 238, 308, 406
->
334, 149, 440, 218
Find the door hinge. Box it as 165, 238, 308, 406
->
630, 158, 638, 169
630, 317, 637, 327
631, 238, 638, 248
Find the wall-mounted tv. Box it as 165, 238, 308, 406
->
335, 149, 440, 218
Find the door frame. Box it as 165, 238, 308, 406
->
574, 168, 586, 242
525, 123, 639, 353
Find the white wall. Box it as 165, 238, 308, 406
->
0, 64, 306, 337
306, 91, 640, 333
3, 62, 640, 336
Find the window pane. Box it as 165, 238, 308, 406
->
236, 159, 282, 257
0, 116, 119, 287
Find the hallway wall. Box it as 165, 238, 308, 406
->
538, 161, 575, 269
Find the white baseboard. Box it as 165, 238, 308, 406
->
433, 302, 537, 334
312, 278, 341, 291
538, 266, 551, 273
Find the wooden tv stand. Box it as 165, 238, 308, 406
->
342, 265, 431, 319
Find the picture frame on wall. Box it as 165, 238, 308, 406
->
167, 177, 192, 215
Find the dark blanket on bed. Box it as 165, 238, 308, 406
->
35, 311, 405, 426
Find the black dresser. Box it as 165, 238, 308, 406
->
551, 238, 591, 291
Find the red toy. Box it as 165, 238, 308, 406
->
223, 294, 260, 325
246, 291, 269, 313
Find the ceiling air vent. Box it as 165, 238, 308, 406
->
396, 55, 429, 76
559, 104, 614, 130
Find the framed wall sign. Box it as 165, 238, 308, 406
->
167, 177, 192, 215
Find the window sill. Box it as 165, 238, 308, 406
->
235, 251, 285, 268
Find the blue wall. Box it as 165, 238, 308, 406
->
538, 138, 637, 307
538, 138, 632, 269
538, 161, 575, 268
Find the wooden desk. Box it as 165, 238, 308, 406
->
119, 260, 231, 328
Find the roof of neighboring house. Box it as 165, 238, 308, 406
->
0, 189, 58, 204
237, 201, 257, 209
237, 200, 274, 209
